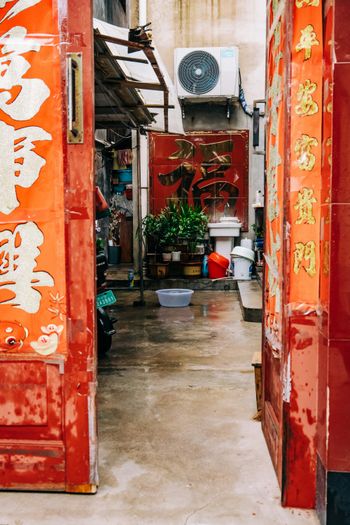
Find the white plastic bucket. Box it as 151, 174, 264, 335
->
172, 251, 181, 261
231, 246, 255, 262
233, 257, 253, 280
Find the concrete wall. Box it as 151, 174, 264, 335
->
136, 0, 265, 105
132, 0, 266, 231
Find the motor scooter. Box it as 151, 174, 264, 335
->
96, 251, 117, 354
95, 186, 117, 354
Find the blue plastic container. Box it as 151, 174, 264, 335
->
116, 169, 132, 184
202, 255, 209, 278
113, 184, 125, 194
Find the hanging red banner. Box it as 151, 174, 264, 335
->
149, 131, 249, 230
0, 0, 66, 358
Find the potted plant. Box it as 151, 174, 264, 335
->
251, 223, 264, 248
158, 203, 181, 260
140, 203, 209, 278
178, 203, 209, 277
179, 204, 208, 252
141, 213, 161, 256
141, 203, 180, 260
140, 211, 171, 278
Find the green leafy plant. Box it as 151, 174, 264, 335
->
141, 203, 180, 252
140, 202, 208, 254
251, 223, 264, 238
140, 213, 161, 252
157, 202, 181, 249
178, 203, 208, 253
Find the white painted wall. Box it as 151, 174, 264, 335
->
146, 0, 266, 103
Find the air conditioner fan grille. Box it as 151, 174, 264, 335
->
178, 50, 220, 95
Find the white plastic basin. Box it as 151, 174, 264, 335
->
156, 289, 194, 308
231, 246, 255, 262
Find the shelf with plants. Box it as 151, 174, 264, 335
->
140, 203, 209, 278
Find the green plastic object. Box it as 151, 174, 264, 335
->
97, 290, 117, 308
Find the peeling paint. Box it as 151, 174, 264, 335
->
283, 354, 291, 403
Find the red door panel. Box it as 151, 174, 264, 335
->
0, 363, 48, 426
263, 0, 322, 508
0, 361, 65, 489
0, 0, 96, 492
0, 362, 63, 440
0, 442, 65, 490
262, 341, 282, 480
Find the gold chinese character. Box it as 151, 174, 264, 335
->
324, 205, 331, 224
325, 189, 331, 205
293, 241, 317, 277
168, 139, 195, 160
323, 241, 330, 275
326, 137, 332, 167
268, 53, 283, 136
295, 80, 318, 116
274, 21, 281, 50
272, 0, 281, 13
326, 82, 333, 113
267, 145, 281, 221
295, 134, 318, 171
296, 0, 320, 7
294, 188, 317, 224
296, 25, 320, 60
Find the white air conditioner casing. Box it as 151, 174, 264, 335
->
174, 46, 239, 100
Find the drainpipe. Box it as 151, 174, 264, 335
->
139, 0, 147, 26
132, 129, 145, 307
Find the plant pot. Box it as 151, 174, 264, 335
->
196, 244, 205, 255
149, 263, 169, 279
169, 261, 182, 277
188, 253, 203, 263
171, 251, 181, 262
162, 252, 172, 262
108, 245, 121, 265
146, 253, 158, 264
182, 262, 202, 278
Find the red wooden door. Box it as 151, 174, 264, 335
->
262, 2, 289, 484
0, 0, 97, 492
263, 0, 322, 508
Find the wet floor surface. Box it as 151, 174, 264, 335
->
1, 291, 319, 525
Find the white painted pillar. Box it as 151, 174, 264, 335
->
139, 0, 147, 25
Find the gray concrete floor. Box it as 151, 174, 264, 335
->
1, 291, 318, 525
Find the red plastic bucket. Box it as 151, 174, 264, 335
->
208, 252, 230, 279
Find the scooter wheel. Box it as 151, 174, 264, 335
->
98, 330, 112, 355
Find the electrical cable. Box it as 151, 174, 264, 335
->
238, 69, 253, 117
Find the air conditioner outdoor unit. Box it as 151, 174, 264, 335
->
174, 47, 239, 100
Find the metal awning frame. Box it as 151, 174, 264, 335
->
94, 28, 170, 132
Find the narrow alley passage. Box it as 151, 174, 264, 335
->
1, 290, 318, 525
